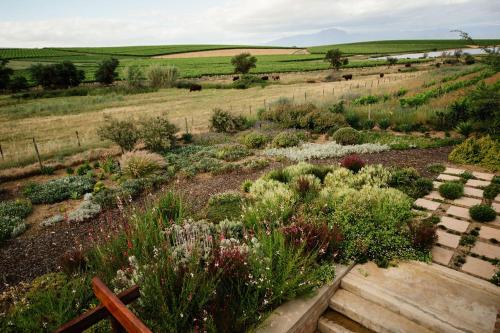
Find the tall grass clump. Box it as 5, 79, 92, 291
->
146, 64, 179, 88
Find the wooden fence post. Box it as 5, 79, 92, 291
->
75, 131, 81, 147
0, 144, 3, 160
32, 137, 43, 169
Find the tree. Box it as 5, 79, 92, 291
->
0, 58, 14, 90
324, 49, 348, 71
231, 53, 257, 74
97, 117, 139, 153
95, 58, 119, 85
387, 57, 398, 66
452, 30, 500, 71
9, 76, 29, 92
29, 61, 84, 89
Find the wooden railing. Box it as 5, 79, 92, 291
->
55, 277, 152, 333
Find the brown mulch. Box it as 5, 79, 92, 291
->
0, 147, 452, 291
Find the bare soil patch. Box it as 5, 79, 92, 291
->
153, 48, 309, 59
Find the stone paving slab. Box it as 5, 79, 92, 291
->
425, 191, 445, 201
471, 242, 500, 259
433, 181, 443, 189
444, 167, 465, 175
439, 216, 470, 233
464, 186, 484, 198
479, 226, 500, 241
431, 246, 454, 265
446, 205, 471, 220
472, 172, 494, 181
437, 174, 461, 181
414, 198, 440, 211
493, 202, 500, 214
436, 229, 460, 248
466, 179, 491, 188
453, 196, 482, 208
462, 256, 496, 280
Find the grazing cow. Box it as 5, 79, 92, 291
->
261, 76, 269, 81
233, 76, 240, 81
405, 63, 412, 67
342, 74, 353, 81
398, 69, 402, 72
272, 75, 280, 81
379, 73, 384, 78
189, 83, 202, 92
435, 63, 441, 68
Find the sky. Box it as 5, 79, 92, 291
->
0, 0, 499, 48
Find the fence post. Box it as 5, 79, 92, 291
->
32, 137, 43, 169
75, 131, 81, 147
304, 91, 307, 101
0, 144, 3, 160
184, 117, 189, 134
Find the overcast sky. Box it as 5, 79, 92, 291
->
0, 0, 499, 47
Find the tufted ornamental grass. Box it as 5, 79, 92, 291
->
120, 150, 167, 178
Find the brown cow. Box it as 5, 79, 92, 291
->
405, 63, 412, 67
261, 76, 269, 81
379, 73, 384, 78
189, 83, 202, 92
233, 76, 240, 81
272, 75, 280, 80
342, 74, 353, 80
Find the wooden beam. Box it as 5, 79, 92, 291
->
55, 285, 140, 333
92, 277, 152, 333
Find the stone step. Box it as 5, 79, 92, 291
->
318, 310, 374, 333
330, 289, 434, 333
339, 261, 500, 333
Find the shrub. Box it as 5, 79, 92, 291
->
353, 95, 380, 105
272, 131, 300, 148
231, 53, 257, 74
214, 144, 251, 161
408, 219, 437, 251
426, 163, 445, 174
29, 61, 84, 89
290, 174, 322, 200
242, 132, 269, 148
362, 119, 376, 130
340, 154, 365, 173
439, 181, 464, 199
232, 74, 267, 89
146, 64, 179, 88
483, 183, 500, 200
140, 116, 178, 153
331, 127, 360, 145
76, 162, 92, 176
206, 191, 244, 222
469, 204, 496, 222
455, 121, 474, 137
241, 180, 253, 193
40, 165, 55, 175
97, 116, 139, 153
449, 136, 500, 171
66, 167, 74, 175
120, 151, 166, 178
378, 118, 391, 130
22, 176, 95, 204
210, 108, 249, 133
123, 65, 143, 88
8, 75, 28, 92
0, 199, 32, 241
414, 178, 434, 198
388, 168, 432, 199
344, 112, 361, 129
328, 101, 345, 114
95, 58, 119, 85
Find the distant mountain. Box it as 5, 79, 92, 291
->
268, 28, 361, 47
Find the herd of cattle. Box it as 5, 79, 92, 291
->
189, 70, 393, 92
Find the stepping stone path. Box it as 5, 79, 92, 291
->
412, 166, 500, 283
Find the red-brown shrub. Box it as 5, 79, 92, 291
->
341, 154, 365, 173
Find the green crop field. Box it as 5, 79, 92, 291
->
308, 39, 500, 55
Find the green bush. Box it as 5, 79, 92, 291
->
206, 191, 244, 222
272, 131, 300, 148
232, 74, 266, 89
362, 119, 375, 130
378, 118, 391, 130
439, 181, 464, 200
40, 166, 55, 175
22, 176, 96, 204
213, 144, 251, 161
140, 116, 178, 153
469, 204, 496, 222
449, 136, 500, 171
76, 162, 92, 176
483, 183, 500, 200
344, 112, 361, 129
210, 108, 249, 133
388, 168, 432, 199
242, 132, 269, 148
331, 127, 360, 145
97, 116, 139, 153
426, 163, 445, 174
0, 199, 32, 241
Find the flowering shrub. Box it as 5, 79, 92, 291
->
22, 176, 95, 204
120, 150, 166, 178
341, 154, 365, 173
264, 142, 389, 161
0, 199, 32, 241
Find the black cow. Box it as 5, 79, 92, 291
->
379, 73, 384, 78
272, 75, 280, 81
405, 63, 412, 68
189, 83, 202, 92
342, 74, 353, 81
435, 63, 441, 68
261, 76, 269, 81
233, 76, 240, 81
